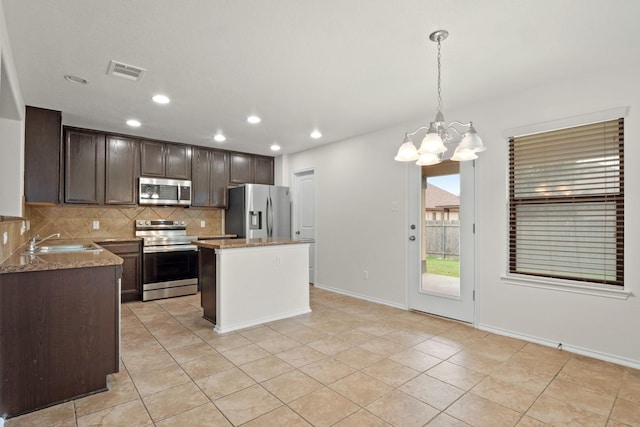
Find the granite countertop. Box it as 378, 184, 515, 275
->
194, 237, 313, 250
94, 237, 143, 244
196, 234, 237, 240
0, 239, 123, 274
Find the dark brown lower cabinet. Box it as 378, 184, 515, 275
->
99, 241, 142, 302
199, 247, 217, 323
0, 265, 121, 418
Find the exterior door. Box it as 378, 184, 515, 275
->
293, 170, 316, 284
407, 160, 475, 323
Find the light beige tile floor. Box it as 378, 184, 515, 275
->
6, 286, 640, 426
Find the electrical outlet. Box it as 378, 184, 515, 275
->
200, 220, 206, 228
20, 221, 26, 235
2, 231, 8, 245
363, 270, 369, 280
92, 220, 100, 230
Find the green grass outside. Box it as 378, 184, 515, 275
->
425, 257, 460, 278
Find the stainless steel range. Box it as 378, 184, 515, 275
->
135, 219, 198, 301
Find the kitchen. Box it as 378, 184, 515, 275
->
1, 1, 640, 426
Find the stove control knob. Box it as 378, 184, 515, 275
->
145, 220, 151, 226
180, 220, 185, 226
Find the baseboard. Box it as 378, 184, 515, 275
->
313, 282, 407, 310
479, 323, 640, 370
311, 284, 639, 370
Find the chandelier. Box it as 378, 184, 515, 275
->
395, 30, 486, 165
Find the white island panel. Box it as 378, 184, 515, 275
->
215, 243, 310, 333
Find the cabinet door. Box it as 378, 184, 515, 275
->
211, 150, 229, 207
229, 152, 254, 184
140, 140, 165, 177
254, 155, 274, 185
25, 106, 61, 204
64, 130, 105, 204
118, 251, 142, 303
99, 242, 142, 303
191, 147, 211, 207
105, 135, 139, 205
165, 143, 191, 179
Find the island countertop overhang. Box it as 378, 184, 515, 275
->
193, 237, 313, 250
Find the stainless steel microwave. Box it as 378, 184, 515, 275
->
139, 177, 192, 206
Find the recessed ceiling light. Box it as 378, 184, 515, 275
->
214, 133, 226, 142
247, 115, 261, 124
64, 74, 88, 84
126, 119, 141, 127
310, 130, 322, 139
270, 144, 281, 151
152, 94, 170, 104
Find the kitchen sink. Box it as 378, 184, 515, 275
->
23, 243, 103, 255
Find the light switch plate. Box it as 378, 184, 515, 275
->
2, 231, 8, 245
200, 220, 206, 228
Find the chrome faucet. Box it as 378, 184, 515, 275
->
28, 233, 61, 252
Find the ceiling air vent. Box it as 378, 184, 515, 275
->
107, 60, 146, 81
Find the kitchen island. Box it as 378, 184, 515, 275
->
195, 238, 311, 333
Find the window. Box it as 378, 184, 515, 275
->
508, 118, 624, 286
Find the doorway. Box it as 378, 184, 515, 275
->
292, 169, 316, 284
407, 160, 475, 323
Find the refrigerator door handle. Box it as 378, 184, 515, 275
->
266, 196, 273, 237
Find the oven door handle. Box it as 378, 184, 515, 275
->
143, 245, 198, 253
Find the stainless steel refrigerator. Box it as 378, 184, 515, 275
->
226, 184, 291, 238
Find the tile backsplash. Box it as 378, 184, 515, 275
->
0, 217, 29, 263
27, 204, 224, 239
1, 205, 225, 262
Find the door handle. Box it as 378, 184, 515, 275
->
409, 236, 416, 241
295, 231, 301, 235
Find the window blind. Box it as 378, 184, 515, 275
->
508, 118, 624, 286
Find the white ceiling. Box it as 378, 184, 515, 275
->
3, 0, 639, 156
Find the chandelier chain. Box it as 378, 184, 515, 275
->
437, 37, 442, 113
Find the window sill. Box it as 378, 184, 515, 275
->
501, 274, 632, 300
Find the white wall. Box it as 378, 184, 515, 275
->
281, 63, 640, 367
469, 65, 640, 368
0, 2, 25, 217
280, 126, 410, 307
0, 116, 23, 216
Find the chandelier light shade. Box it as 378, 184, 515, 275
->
395, 30, 486, 165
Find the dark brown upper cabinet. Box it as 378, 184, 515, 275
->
210, 150, 230, 206
254, 155, 274, 185
140, 140, 191, 179
229, 152, 254, 184
140, 140, 164, 176
24, 106, 62, 204
64, 129, 105, 204
229, 152, 274, 185
192, 147, 229, 208
105, 135, 139, 205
